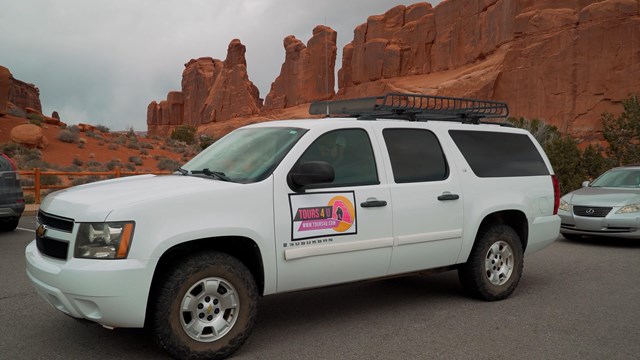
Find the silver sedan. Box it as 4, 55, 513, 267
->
559, 166, 640, 240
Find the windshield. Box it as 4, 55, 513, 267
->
591, 168, 640, 188
181, 127, 307, 183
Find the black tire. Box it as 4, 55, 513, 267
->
153, 251, 258, 360
458, 224, 524, 301
0, 217, 20, 232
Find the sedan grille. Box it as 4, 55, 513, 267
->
573, 206, 612, 217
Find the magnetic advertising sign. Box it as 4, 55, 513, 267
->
289, 191, 357, 241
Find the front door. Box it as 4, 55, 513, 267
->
273, 127, 394, 292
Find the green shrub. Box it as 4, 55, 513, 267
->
72, 156, 84, 166
41, 174, 62, 186
95, 124, 110, 133
128, 156, 143, 166
106, 159, 122, 171
126, 141, 140, 150
602, 94, 640, 166
108, 144, 118, 151
140, 142, 154, 150
157, 158, 181, 171
170, 125, 197, 145
199, 134, 215, 150
57, 129, 79, 143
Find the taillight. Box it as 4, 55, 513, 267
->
552, 175, 560, 215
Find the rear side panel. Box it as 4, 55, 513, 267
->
0, 155, 24, 217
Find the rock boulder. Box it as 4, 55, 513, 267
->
10, 124, 48, 149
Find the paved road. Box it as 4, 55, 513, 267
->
1, 216, 639, 359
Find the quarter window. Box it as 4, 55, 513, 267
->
383, 129, 448, 183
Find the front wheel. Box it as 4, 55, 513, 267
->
458, 224, 524, 301
153, 251, 258, 360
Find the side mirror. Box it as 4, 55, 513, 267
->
288, 161, 335, 190
582, 181, 590, 188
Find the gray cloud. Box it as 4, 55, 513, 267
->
0, 0, 440, 131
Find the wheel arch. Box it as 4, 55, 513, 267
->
145, 236, 264, 326
476, 210, 529, 251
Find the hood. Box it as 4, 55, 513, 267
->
40, 174, 239, 221
564, 186, 640, 207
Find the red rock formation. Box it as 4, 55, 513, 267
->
148, 40, 261, 135
201, 39, 262, 123
337, 0, 640, 138
8, 77, 42, 114
182, 57, 223, 125
0, 66, 9, 116
10, 124, 48, 149
263, 25, 337, 111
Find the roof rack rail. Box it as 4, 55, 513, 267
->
309, 93, 509, 124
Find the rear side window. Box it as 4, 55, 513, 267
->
449, 130, 549, 177
0, 155, 13, 172
383, 129, 448, 183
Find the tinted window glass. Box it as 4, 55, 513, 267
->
383, 129, 448, 183
296, 129, 378, 187
0, 156, 11, 172
449, 130, 549, 177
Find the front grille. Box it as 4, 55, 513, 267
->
573, 206, 612, 217
36, 235, 69, 260
38, 210, 74, 232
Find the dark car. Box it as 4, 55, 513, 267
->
0, 153, 25, 231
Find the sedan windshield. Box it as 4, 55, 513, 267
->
181, 127, 306, 183
591, 168, 640, 188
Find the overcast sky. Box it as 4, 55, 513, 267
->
0, 0, 442, 131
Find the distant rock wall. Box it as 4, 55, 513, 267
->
148, 0, 640, 140
0, 66, 42, 116
0, 66, 9, 116
337, 0, 640, 138
263, 25, 337, 111
148, 40, 263, 136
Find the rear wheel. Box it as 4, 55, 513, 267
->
0, 217, 20, 232
458, 224, 523, 301
153, 251, 258, 360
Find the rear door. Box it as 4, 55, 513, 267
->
378, 126, 464, 274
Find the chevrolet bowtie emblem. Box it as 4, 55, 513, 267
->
36, 224, 47, 238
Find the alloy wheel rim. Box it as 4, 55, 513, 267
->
179, 277, 240, 342
484, 241, 514, 286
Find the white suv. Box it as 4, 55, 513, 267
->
26, 94, 561, 359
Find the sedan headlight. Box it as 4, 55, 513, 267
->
75, 222, 135, 259
616, 204, 640, 214
559, 199, 571, 212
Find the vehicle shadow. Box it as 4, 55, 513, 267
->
560, 235, 640, 248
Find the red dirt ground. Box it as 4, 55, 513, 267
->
0, 115, 184, 172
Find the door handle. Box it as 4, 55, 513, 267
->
437, 192, 459, 201
360, 199, 387, 208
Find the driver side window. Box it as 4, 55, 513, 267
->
296, 129, 379, 188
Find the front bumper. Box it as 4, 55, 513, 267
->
558, 209, 640, 239
25, 241, 155, 328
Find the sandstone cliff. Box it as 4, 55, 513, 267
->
149, 0, 640, 140
337, 0, 640, 138
0, 65, 42, 116
263, 25, 338, 111
148, 40, 262, 136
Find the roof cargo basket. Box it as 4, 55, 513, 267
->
309, 93, 509, 124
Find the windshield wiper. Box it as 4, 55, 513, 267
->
176, 167, 189, 175
190, 168, 232, 182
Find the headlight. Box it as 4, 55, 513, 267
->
616, 204, 640, 214
559, 199, 570, 212
75, 222, 135, 259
